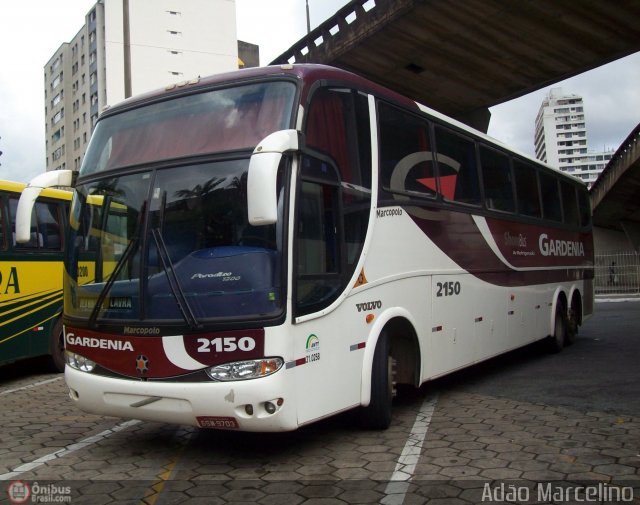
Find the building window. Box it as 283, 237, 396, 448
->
52, 109, 64, 125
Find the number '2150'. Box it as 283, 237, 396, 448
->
436, 281, 461, 297
197, 337, 256, 353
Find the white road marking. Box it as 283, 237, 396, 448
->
0, 376, 63, 396
0, 419, 140, 480
382, 393, 438, 505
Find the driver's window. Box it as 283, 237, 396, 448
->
296, 87, 372, 317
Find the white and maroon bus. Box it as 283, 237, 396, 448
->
17, 65, 593, 431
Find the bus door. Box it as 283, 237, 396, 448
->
293, 87, 373, 423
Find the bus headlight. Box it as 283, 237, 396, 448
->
65, 351, 96, 372
207, 358, 283, 381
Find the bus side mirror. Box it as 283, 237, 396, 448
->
15, 170, 75, 243
247, 129, 299, 226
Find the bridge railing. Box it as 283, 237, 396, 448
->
271, 0, 381, 65
594, 251, 640, 295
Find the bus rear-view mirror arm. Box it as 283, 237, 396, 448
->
247, 129, 301, 226
16, 169, 76, 243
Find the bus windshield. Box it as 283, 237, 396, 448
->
66, 80, 295, 327
67, 161, 284, 326
80, 81, 296, 175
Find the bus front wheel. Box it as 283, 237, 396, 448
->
360, 331, 395, 429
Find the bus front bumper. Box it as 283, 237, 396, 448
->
64, 366, 298, 432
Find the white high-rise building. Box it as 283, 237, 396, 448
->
534, 87, 612, 187
44, 0, 241, 173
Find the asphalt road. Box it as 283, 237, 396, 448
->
432, 299, 640, 417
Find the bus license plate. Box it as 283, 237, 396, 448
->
196, 416, 239, 429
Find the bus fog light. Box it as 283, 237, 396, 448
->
206, 357, 283, 381
65, 351, 96, 372
264, 401, 276, 414
245, 404, 254, 416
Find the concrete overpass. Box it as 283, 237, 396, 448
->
273, 0, 640, 252
591, 124, 640, 252
272, 0, 640, 132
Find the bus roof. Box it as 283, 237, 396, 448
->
99, 64, 583, 187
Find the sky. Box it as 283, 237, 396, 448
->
0, 0, 638, 183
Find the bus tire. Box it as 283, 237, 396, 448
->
48, 319, 65, 373
547, 304, 566, 353
360, 331, 394, 429
565, 302, 579, 346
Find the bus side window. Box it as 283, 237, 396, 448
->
296, 159, 341, 315
514, 160, 542, 218
480, 146, 515, 213
297, 87, 372, 317
378, 102, 436, 199
539, 172, 562, 222
560, 181, 580, 227
9, 197, 39, 249
35, 202, 63, 250
434, 126, 481, 206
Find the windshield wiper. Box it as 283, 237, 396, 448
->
151, 228, 201, 330
88, 201, 145, 328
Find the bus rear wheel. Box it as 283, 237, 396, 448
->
547, 303, 567, 353
360, 331, 395, 429
565, 302, 579, 345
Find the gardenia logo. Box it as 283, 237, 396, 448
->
538, 233, 585, 257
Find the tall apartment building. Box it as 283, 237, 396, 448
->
44, 0, 244, 173
534, 87, 613, 187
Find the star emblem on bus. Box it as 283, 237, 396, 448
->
135, 355, 149, 374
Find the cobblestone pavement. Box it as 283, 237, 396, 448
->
1, 304, 639, 504
1, 375, 638, 504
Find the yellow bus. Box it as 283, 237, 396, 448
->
0, 179, 71, 371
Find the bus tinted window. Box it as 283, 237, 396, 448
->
513, 160, 542, 218
9, 198, 64, 250
480, 146, 514, 213
434, 126, 481, 205
9, 197, 38, 248
81, 81, 296, 175
560, 181, 579, 227
299, 88, 373, 316
307, 88, 371, 190
378, 102, 436, 199
539, 172, 562, 222
36, 202, 63, 250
